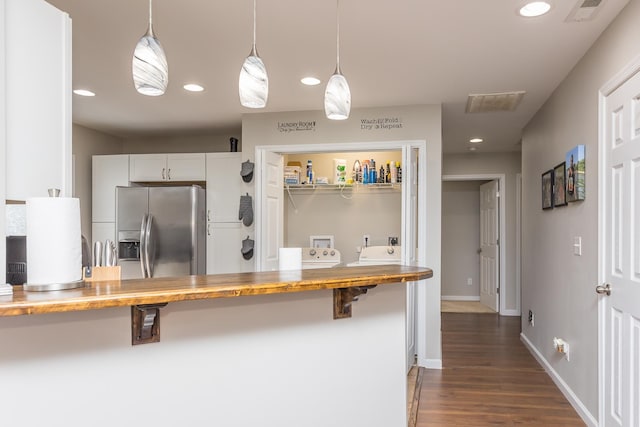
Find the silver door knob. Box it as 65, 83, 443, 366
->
595, 284, 611, 296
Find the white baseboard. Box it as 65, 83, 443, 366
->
520, 333, 598, 427
500, 309, 520, 316
441, 295, 480, 301
417, 357, 442, 370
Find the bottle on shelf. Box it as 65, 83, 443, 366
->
363, 162, 369, 184
352, 160, 361, 183
396, 161, 402, 183
370, 159, 376, 184
391, 161, 397, 183
306, 160, 314, 184
385, 161, 391, 183
379, 165, 385, 183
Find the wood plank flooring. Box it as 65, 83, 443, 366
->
416, 313, 586, 426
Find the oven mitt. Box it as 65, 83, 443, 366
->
238, 193, 254, 227
240, 160, 254, 183
241, 236, 254, 260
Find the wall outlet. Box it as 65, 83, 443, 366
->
363, 234, 371, 247
388, 236, 399, 246
467, 278, 472, 286
528, 310, 535, 327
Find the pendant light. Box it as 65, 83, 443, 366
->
239, 0, 268, 108
324, 0, 351, 120
132, 0, 168, 96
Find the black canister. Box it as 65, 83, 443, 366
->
230, 137, 238, 152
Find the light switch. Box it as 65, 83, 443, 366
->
573, 236, 582, 256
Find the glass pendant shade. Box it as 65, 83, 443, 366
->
239, 47, 268, 108
132, 0, 168, 96
133, 29, 168, 96
324, 69, 351, 120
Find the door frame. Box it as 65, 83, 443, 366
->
597, 52, 640, 427
442, 174, 509, 316
255, 140, 430, 363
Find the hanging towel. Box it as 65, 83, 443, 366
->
238, 193, 254, 227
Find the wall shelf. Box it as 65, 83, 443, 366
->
284, 183, 401, 193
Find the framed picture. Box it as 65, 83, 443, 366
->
566, 145, 585, 202
542, 169, 554, 210
553, 162, 567, 207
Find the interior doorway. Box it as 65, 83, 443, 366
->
442, 174, 507, 315
255, 140, 428, 369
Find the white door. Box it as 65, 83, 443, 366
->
206, 153, 241, 223
129, 154, 167, 182
258, 151, 283, 271
206, 222, 252, 274
403, 147, 419, 371
599, 64, 640, 427
167, 153, 206, 181
479, 180, 499, 312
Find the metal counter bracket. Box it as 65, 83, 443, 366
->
333, 286, 377, 319
131, 303, 168, 345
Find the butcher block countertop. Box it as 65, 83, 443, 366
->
0, 265, 432, 317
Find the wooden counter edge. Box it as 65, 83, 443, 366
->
0, 266, 433, 317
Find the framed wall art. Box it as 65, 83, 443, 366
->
542, 169, 554, 210
553, 161, 567, 207
566, 145, 585, 202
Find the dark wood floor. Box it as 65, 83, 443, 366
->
416, 313, 586, 426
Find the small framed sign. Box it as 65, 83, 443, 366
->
542, 169, 554, 210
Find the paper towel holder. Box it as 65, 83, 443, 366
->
24, 279, 85, 292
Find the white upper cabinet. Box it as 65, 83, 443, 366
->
206, 153, 242, 223
129, 153, 205, 182
4, 0, 72, 199
92, 155, 129, 223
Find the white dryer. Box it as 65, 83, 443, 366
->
347, 246, 401, 266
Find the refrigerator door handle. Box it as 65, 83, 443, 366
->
144, 214, 156, 278
139, 214, 148, 278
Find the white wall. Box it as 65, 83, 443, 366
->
521, 0, 640, 422
122, 130, 240, 154
441, 181, 482, 299
443, 152, 521, 312
241, 104, 442, 368
0, 286, 408, 427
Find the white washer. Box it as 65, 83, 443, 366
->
347, 246, 401, 267
301, 247, 342, 269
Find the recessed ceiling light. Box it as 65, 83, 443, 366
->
73, 89, 95, 97
301, 77, 321, 86
469, 138, 484, 144
183, 83, 204, 92
519, 1, 551, 17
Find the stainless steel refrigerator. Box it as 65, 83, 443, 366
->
115, 185, 206, 279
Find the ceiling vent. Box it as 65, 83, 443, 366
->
566, 0, 604, 22
465, 91, 526, 113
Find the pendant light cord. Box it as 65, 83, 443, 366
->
148, 0, 154, 36
336, 0, 340, 70
253, 0, 257, 49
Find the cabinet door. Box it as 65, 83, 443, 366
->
167, 153, 205, 181
206, 222, 253, 274
91, 222, 115, 247
92, 155, 129, 222
5, 0, 72, 199
206, 153, 241, 222
129, 154, 167, 182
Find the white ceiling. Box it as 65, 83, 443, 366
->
46, 0, 629, 153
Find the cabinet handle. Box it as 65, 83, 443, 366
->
207, 210, 211, 222
207, 223, 211, 236
162, 168, 166, 180
168, 168, 171, 180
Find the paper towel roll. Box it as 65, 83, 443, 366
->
26, 197, 82, 285
278, 247, 302, 271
